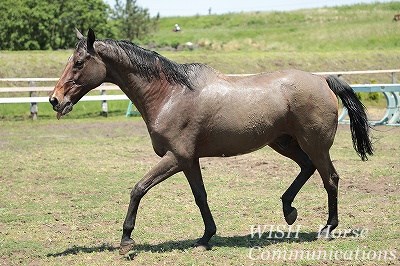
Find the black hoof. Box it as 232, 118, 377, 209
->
119, 239, 135, 255
284, 207, 298, 225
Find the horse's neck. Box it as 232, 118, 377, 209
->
97, 42, 175, 124
107, 63, 176, 125
131, 77, 175, 124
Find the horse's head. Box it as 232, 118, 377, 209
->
49, 28, 106, 119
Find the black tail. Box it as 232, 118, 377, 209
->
325, 75, 373, 161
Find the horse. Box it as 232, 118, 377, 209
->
49, 29, 373, 255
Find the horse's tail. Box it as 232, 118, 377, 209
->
325, 75, 373, 161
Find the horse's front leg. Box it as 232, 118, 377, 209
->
183, 159, 216, 250
119, 151, 181, 255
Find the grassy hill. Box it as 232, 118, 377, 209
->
144, 2, 400, 52
0, 2, 399, 78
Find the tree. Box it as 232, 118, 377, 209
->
56, 0, 116, 49
0, 0, 56, 50
113, 0, 158, 41
0, 0, 118, 50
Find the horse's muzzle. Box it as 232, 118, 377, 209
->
49, 97, 73, 119
49, 97, 59, 108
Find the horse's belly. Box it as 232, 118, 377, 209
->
197, 118, 284, 157
195, 81, 288, 157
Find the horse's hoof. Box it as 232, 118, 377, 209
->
284, 207, 297, 225
193, 242, 211, 251
119, 239, 135, 255
318, 227, 333, 240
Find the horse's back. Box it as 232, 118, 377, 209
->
233, 70, 338, 123
225, 69, 338, 124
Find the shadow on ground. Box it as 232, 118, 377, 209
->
47, 231, 318, 258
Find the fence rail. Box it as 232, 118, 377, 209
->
1, 70, 400, 124
229, 69, 400, 83
0, 85, 120, 93
1, 69, 399, 83
339, 84, 400, 126
0, 83, 124, 119
0, 94, 128, 104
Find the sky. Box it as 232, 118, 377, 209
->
106, 0, 395, 17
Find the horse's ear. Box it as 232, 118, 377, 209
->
75, 28, 84, 40
87, 28, 95, 53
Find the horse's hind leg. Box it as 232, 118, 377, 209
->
308, 151, 339, 237
270, 135, 316, 225
183, 159, 216, 250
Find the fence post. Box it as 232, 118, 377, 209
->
390, 72, 400, 125
100, 89, 108, 117
392, 72, 397, 84
29, 81, 38, 120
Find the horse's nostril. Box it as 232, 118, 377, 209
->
49, 97, 59, 107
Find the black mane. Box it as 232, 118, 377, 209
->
77, 38, 207, 90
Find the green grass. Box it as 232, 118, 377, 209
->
0, 50, 69, 79
0, 118, 399, 265
2, 49, 399, 80
144, 2, 400, 52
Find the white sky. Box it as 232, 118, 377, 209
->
106, 0, 395, 17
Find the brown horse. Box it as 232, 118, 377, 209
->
49, 29, 373, 255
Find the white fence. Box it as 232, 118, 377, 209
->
0, 81, 125, 119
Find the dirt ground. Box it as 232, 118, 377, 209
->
3, 116, 397, 209
0, 116, 399, 265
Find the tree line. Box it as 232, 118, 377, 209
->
0, 0, 158, 50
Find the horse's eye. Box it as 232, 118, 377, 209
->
74, 60, 84, 69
